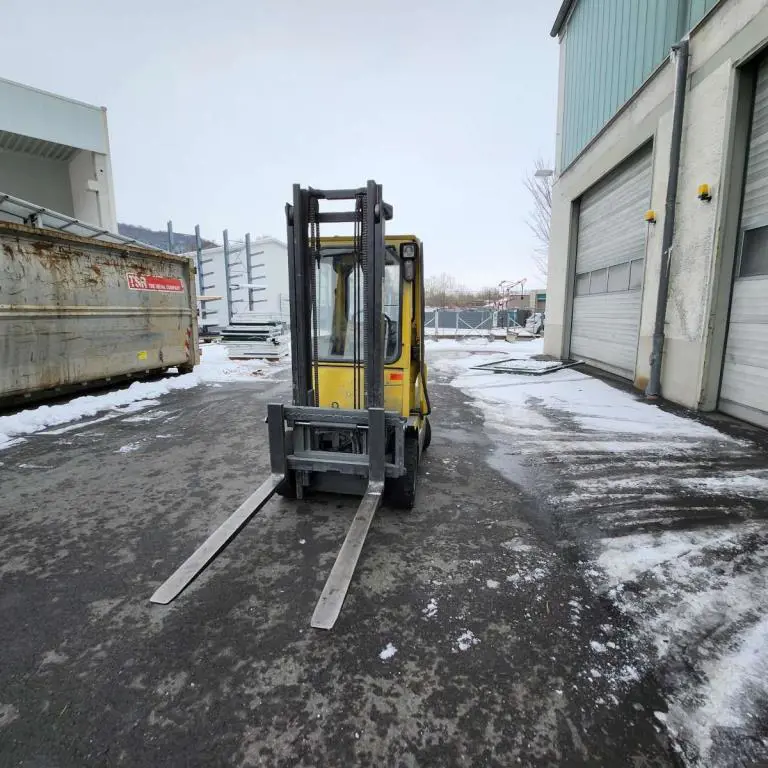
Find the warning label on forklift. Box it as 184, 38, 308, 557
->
127, 274, 184, 292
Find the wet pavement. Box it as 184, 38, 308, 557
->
1, 356, 763, 766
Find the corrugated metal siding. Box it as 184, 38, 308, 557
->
741, 61, 768, 231
570, 147, 652, 378
575, 149, 652, 273
720, 281, 768, 427
720, 58, 768, 429
571, 292, 643, 377
560, 0, 724, 169
0, 130, 78, 161
689, 0, 720, 27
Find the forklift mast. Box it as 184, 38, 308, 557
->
285, 181, 392, 411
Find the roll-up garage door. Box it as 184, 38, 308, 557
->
719, 57, 768, 428
570, 147, 652, 379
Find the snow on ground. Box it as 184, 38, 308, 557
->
425, 336, 537, 353
195, 342, 283, 383
425, 327, 527, 339
456, 630, 480, 651
431, 337, 729, 442
430, 338, 768, 767
0, 344, 286, 452
379, 643, 397, 660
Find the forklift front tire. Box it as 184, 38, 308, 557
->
423, 417, 432, 451
387, 434, 419, 510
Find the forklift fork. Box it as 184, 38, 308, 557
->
150, 404, 390, 629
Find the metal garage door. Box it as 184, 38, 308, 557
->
720, 58, 768, 428
570, 148, 652, 378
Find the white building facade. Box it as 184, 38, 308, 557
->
188, 236, 289, 331
546, 0, 768, 428
0, 77, 117, 231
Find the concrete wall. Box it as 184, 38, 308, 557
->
0, 151, 75, 215
68, 149, 118, 231
546, 0, 768, 411
0, 77, 107, 154
0, 78, 118, 232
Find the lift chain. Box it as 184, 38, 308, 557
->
309, 195, 321, 407
360, 190, 369, 409
353, 194, 363, 411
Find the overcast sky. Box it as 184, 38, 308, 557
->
1, 0, 560, 288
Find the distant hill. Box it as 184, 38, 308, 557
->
117, 223, 218, 253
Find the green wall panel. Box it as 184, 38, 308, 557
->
560, 0, 723, 169
689, 0, 720, 26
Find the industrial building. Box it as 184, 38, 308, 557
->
545, 0, 768, 428
188, 236, 289, 333
498, 289, 547, 313
0, 76, 117, 231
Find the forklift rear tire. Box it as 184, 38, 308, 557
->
387, 433, 419, 510
275, 472, 297, 499
423, 417, 432, 451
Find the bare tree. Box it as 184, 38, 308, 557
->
524, 158, 553, 281
424, 273, 503, 309
425, 272, 458, 308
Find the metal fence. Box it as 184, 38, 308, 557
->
424, 309, 524, 337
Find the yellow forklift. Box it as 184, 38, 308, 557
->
151, 181, 431, 629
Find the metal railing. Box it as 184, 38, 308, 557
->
424, 309, 524, 338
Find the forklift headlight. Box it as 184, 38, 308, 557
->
401, 242, 417, 282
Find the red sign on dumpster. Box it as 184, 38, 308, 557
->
127, 274, 184, 292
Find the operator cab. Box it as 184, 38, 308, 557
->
315, 245, 401, 363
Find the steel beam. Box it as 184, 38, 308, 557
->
317, 212, 360, 224
286, 187, 313, 406
311, 481, 384, 630
365, 181, 385, 409
223, 229, 234, 327
308, 187, 366, 200
284, 405, 402, 427
149, 475, 281, 605
367, 407, 386, 483
268, 403, 287, 475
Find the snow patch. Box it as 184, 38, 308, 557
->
116, 442, 142, 454
0, 344, 287, 453
486, 579, 500, 590
456, 630, 480, 651
379, 643, 397, 660
123, 409, 172, 423
501, 540, 534, 553
0, 376, 198, 451
431, 338, 733, 444
670, 613, 768, 764
422, 599, 438, 618
195, 343, 278, 382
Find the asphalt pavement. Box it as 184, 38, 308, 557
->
1, 366, 687, 767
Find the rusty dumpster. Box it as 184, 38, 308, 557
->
0, 220, 199, 408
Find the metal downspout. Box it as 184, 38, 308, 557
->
646, 38, 690, 399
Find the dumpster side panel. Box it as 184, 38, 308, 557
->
0, 223, 198, 404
